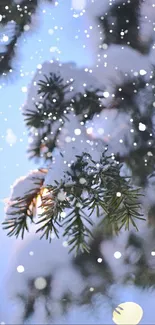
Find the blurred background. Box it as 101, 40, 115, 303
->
1, 0, 155, 323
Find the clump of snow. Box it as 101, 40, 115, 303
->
85, 0, 155, 65
89, 108, 131, 155
93, 45, 151, 85
10, 169, 47, 200
23, 60, 101, 116
5, 169, 47, 219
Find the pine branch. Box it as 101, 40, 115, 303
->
73, 89, 105, 122
24, 73, 72, 128
27, 127, 61, 161
24, 72, 105, 161
3, 152, 144, 253
3, 168, 47, 238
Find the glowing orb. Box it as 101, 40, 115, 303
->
17, 265, 25, 273
113, 302, 143, 325
34, 277, 47, 290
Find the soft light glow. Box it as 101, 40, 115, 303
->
34, 277, 47, 290
51, 232, 56, 239
116, 192, 121, 197
89, 287, 94, 292
37, 64, 42, 70
17, 265, 25, 273
139, 122, 146, 131
72, 0, 86, 11
151, 251, 155, 256
62, 241, 68, 247
48, 29, 54, 35
74, 128, 81, 135
98, 128, 104, 135
21, 86, 27, 93
24, 25, 30, 31
139, 69, 147, 76
114, 251, 122, 259
60, 211, 66, 218
65, 136, 72, 143
87, 127, 93, 135
97, 258, 102, 263
79, 177, 86, 184
2, 35, 9, 42
113, 302, 143, 325
103, 91, 110, 98
50, 46, 58, 52
36, 188, 50, 215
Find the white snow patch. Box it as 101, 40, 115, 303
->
5, 129, 17, 145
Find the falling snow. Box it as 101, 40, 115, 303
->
1, 0, 155, 324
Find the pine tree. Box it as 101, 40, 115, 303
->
2, 0, 155, 323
